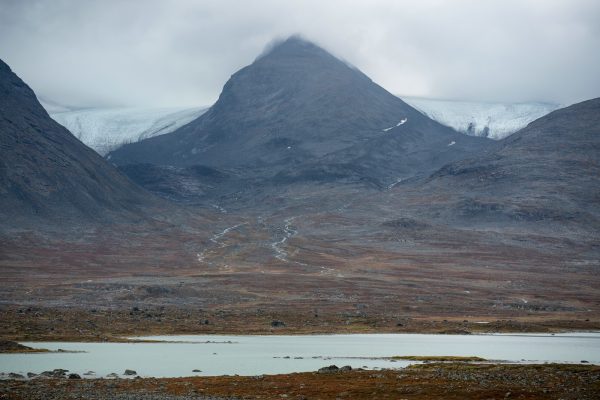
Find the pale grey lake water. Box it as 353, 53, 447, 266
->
1, 333, 598, 378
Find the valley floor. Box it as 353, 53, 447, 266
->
2, 363, 599, 399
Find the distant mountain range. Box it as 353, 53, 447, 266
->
2, 36, 598, 236
103, 36, 598, 237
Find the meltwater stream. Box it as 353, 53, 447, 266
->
1, 333, 599, 378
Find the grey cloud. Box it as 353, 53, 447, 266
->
0, 0, 598, 108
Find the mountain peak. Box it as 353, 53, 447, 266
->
257, 35, 332, 61
109, 37, 488, 179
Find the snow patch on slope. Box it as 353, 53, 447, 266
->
382, 118, 407, 132
403, 97, 560, 139
46, 106, 206, 155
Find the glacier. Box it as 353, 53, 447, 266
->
44, 103, 206, 155
402, 97, 560, 139
40, 96, 561, 157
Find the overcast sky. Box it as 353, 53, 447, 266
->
1, 0, 599, 108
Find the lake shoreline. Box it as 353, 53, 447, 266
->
2, 305, 598, 343
2, 363, 599, 399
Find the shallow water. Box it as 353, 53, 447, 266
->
1, 332, 598, 378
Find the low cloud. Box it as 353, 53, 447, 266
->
1, 0, 598, 107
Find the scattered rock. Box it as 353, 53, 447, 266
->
39, 369, 68, 378
271, 320, 286, 327
68, 373, 81, 379
27, 372, 37, 378
192, 369, 201, 372
318, 365, 339, 374
340, 365, 352, 372
8, 372, 25, 379
123, 369, 137, 376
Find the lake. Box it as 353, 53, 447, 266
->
1, 332, 598, 378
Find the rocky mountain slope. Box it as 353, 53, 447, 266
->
0, 59, 151, 227
382, 98, 600, 234
109, 37, 492, 190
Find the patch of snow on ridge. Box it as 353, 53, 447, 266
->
382, 118, 407, 132
403, 97, 560, 139
46, 106, 207, 155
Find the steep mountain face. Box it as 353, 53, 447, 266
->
0, 59, 150, 227
386, 98, 600, 233
109, 37, 492, 189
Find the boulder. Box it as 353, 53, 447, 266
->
318, 365, 339, 374
41, 369, 68, 378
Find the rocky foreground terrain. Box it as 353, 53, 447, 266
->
1, 363, 599, 400
1, 306, 598, 342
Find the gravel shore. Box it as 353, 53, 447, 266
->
1, 363, 599, 400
